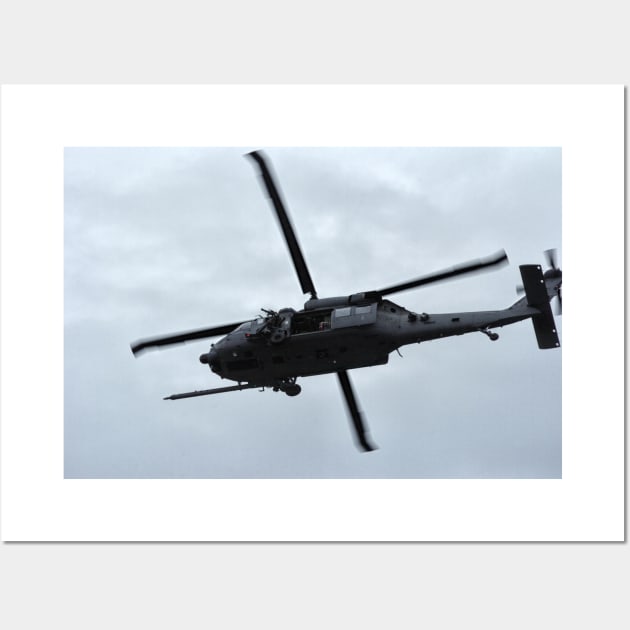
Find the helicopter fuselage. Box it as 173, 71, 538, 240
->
132, 150, 561, 451
201, 297, 537, 388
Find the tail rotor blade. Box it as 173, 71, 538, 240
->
555, 290, 562, 315
544, 248, 558, 270
246, 151, 318, 299
336, 370, 377, 452
377, 249, 508, 298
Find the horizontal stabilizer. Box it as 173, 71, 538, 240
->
519, 264, 548, 305
531, 303, 560, 349
519, 264, 560, 349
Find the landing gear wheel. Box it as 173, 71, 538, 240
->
284, 384, 302, 397
479, 328, 499, 341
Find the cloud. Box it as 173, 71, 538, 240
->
64, 147, 561, 478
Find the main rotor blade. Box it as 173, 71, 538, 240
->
246, 151, 318, 298
377, 249, 508, 298
336, 370, 377, 452
131, 321, 245, 356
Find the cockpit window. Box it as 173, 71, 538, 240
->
335, 307, 352, 317
236, 321, 254, 332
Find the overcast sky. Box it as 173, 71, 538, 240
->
64, 147, 561, 478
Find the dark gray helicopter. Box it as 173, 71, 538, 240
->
131, 151, 562, 452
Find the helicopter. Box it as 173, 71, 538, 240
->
131, 150, 562, 453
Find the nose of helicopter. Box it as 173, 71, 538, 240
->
199, 348, 221, 373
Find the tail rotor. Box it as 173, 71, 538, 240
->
543, 248, 562, 315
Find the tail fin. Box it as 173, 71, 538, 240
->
519, 264, 561, 349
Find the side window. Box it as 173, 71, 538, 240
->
332, 303, 377, 329
335, 307, 352, 318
